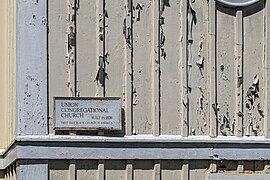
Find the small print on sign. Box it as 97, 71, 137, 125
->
54, 97, 122, 130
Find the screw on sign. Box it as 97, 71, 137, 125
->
216, 0, 261, 6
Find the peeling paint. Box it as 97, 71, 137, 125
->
66, 0, 79, 96
245, 74, 261, 136
187, 0, 197, 43
127, 0, 132, 13
186, 0, 197, 114
44, 0, 268, 139
95, 0, 109, 93
196, 40, 204, 74
135, 3, 143, 21
159, 0, 170, 61
161, 0, 171, 12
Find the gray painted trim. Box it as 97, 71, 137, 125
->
16, 0, 48, 135
1, 135, 270, 169
215, 0, 260, 7
16, 160, 48, 180
15, 135, 270, 144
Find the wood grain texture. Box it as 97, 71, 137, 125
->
48, 0, 69, 133
188, 0, 210, 136
132, 0, 154, 135
216, 5, 236, 136
76, 0, 97, 97
160, 0, 181, 135
243, 2, 265, 136
47, 0, 269, 138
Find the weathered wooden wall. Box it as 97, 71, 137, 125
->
29, 0, 270, 179
48, 0, 269, 137
48, 160, 270, 180
1, 0, 270, 179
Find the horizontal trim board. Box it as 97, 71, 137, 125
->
1, 135, 270, 169
15, 135, 270, 144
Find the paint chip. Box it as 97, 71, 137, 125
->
196, 57, 204, 69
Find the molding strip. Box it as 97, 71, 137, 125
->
1, 135, 270, 169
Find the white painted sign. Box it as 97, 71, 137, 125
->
216, 0, 260, 6
54, 97, 122, 130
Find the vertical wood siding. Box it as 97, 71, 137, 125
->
48, 160, 270, 180
49, 0, 268, 137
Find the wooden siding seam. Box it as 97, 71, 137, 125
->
124, 0, 134, 136
235, 10, 244, 137
95, 0, 107, 97
152, 0, 161, 136
66, 0, 78, 97
209, 0, 218, 137
181, 0, 189, 137
264, 0, 270, 138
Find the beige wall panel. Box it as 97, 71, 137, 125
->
105, 0, 125, 97
216, 6, 236, 136
76, 0, 97, 97
243, 3, 265, 136
0, 0, 7, 148
189, 160, 209, 180
160, 0, 181, 135
105, 0, 126, 134
49, 160, 69, 180
105, 160, 126, 180
188, 1, 209, 136
76, 160, 98, 180
132, 0, 154, 135
161, 160, 182, 180
133, 160, 154, 180
265, 0, 270, 138
7, 0, 16, 146
48, 0, 69, 133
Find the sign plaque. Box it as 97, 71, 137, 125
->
54, 97, 122, 130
